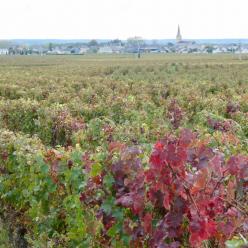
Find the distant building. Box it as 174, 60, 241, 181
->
174, 25, 197, 52
70, 47, 81, 54
176, 25, 182, 42
111, 46, 124, 54
98, 46, 113, 54
140, 47, 161, 53
0, 48, 9, 55
79, 47, 89, 54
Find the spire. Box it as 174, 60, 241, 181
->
176, 25, 182, 42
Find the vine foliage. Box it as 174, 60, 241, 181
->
80, 129, 248, 247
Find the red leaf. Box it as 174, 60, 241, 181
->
226, 179, 236, 202
108, 141, 125, 153
143, 213, 153, 234
179, 129, 196, 147
227, 155, 248, 179
191, 167, 209, 194
163, 192, 171, 210
189, 217, 216, 247
208, 154, 224, 177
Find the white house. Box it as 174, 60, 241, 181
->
0, 49, 8, 55
111, 46, 124, 54
98, 46, 113, 54
212, 48, 222, 54
241, 48, 248, 54
79, 47, 89, 54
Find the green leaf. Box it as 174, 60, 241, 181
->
225, 239, 245, 248
107, 222, 121, 238
71, 150, 83, 164
103, 174, 114, 189
90, 163, 102, 177
112, 208, 124, 221
101, 196, 115, 215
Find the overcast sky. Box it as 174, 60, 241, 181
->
0, 0, 247, 39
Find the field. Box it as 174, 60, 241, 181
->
0, 54, 248, 247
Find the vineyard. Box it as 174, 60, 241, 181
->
0, 54, 248, 247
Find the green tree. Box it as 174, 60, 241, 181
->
48, 42, 53, 51
206, 45, 213, 54
126, 36, 144, 48
88, 39, 98, 47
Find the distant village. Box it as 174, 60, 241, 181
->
1, 26, 248, 55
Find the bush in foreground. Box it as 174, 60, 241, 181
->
0, 128, 247, 247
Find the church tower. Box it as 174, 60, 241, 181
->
176, 25, 182, 42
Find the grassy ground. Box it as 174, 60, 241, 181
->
0, 220, 10, 247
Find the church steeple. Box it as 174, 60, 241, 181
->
176, 25, 182, 42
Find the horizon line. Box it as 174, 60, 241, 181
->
1, 38, 248, 41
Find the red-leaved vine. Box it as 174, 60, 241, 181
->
167, 99, 184, 129
80, 129, 248, 247
207, 117, 234, 133
226, 101, 240, 116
